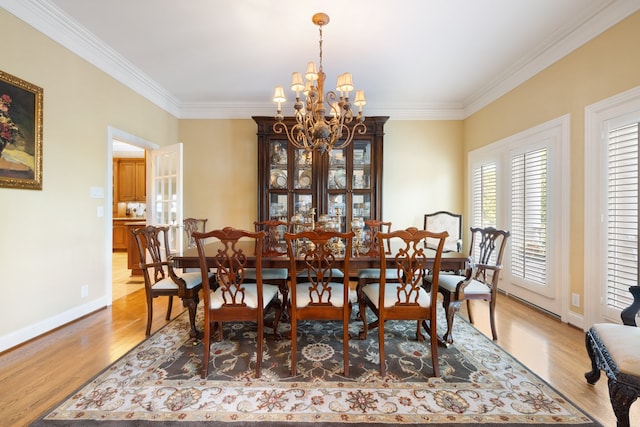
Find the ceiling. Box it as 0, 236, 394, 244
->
3, 0, 639, 120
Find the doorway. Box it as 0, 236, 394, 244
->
106, 127, 157, 304
112, 139, 146, 300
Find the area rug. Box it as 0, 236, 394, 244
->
33, 307, 601, 426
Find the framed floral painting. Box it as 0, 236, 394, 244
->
0, 70, 43, 190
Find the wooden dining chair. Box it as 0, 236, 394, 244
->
424, 211, 463, 253
183, 217, 208, 249
132, 225, 203, 338
425, 226, 510, 344
192, 227, 282, 379
285, 228, 355, 376
356, 220, 397, 293
358, 227, 448, 377
246, 220, 290, 318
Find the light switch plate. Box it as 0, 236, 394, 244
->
90, 186, 104, 198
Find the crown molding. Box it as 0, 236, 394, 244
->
0, 0, 181, 117
3, 0, 638, 121
464, 0, 640, 117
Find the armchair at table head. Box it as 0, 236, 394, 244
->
424, 211, 462, 253
131, 225, 203, 339
284, 228, 355, 377
425, 226, 510, 344
358, 227, 448, 377
192, 226, 282, 379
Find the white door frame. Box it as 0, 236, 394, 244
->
105, 126, 158, 305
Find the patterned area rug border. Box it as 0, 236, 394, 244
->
32, 308, 602, 427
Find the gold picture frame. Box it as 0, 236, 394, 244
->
0, 70, 43, 190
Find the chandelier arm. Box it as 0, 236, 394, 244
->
273, 121, 307, 151
330, 121, 367, 151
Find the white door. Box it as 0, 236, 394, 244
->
147, 143, 184, 254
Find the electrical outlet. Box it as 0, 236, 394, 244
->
81, 285, 89, 298
571, 293, 580, 307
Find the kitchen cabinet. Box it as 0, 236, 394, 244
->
253, 116, 388, 231
113, 220, 128, 251
115, 158, 146, 202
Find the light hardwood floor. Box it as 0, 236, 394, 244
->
0, 277, 636, 426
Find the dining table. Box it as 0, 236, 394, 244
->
171, 240, 470, 279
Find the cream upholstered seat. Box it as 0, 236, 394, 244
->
192, 227, 282, 379
358, 227, 448, 377
132, 225, 204, 338
285, 228, 354, 377
425, 226, 510, 344
585, 285, 640, 427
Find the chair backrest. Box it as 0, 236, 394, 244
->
363, 219, 392, 256
254, 219, 288, 256
468, 226, 510, 289
285, 229, 354, 307
132, 225, 183, 291
424, 211, 462, 252
377, 227, 448, 313
193, 227, 267, 312
184, 218, 208, 249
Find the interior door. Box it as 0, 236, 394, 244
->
147, 143, 184, 254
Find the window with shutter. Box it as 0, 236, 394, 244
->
511, 148, 547, 285
584, 87, 640, 326
469, 115, 569, 317
472, 163, 497, 229
606, 122, 639, 312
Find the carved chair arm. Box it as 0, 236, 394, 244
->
454, 262, 477, 299
621, 285, 640, 326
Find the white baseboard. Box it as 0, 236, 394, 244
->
564, 309, 585, 331
0, 297, 110, 353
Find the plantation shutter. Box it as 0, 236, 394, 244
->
511, 148, 547, 284
606, 122, 639, 311
472, 163, 497, 228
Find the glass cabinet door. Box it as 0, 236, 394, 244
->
254, 116, 387, 228
267, 141, 289, 221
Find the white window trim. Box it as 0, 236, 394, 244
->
468, 115, 571, 323
584, 86, 640, 328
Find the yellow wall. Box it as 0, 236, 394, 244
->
0, 9, 178, 349
179, 119, 464, 232
463, 11, 640, 315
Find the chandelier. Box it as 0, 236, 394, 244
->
272, 12, 367, 154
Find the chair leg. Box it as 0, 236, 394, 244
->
290, 317, 297, 376
182, 296, 200, 339
466, 299, 474, 324
145, 295, 153, 336
278, 281, 290, 322
271, 300, 283, 340
201, 320, 211, 379
166, 296, 174, 320
429, 320, 440, 377
378, 316, 386, 377
609, 379, 635, 427
343, 306, 350, 377
488, 297, 498, 341
357, 292, 369, 340
443, 299, 462, 345
256, 319, 263, 378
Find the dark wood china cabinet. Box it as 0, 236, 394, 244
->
253, 116, 388, 231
